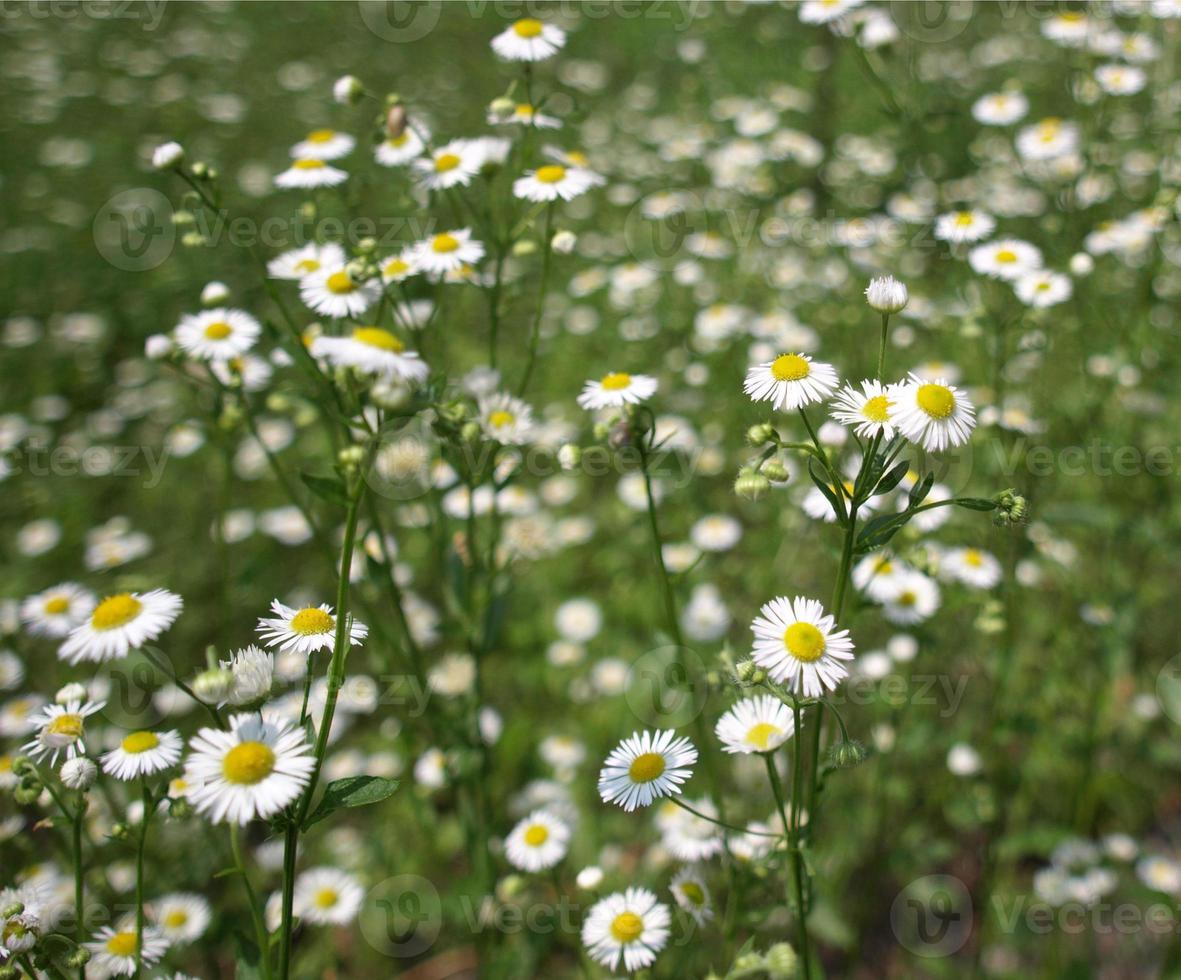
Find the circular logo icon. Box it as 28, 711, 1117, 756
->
366, 415, 438, 502
890, 874, 972, 958
360, 874, 442, 958
622, 190, 711, 273
625, 644, 709, 728
889, 1, 973, 44
93, 649, 177, 730
357, 0, 441, 42
93, 187, 174, 272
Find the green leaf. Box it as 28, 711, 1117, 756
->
907, 471, 934, 508
234, 931, 264, 980
301, 470, 349, 507
871, 459, 910, 497
955, 497, 999, 511
304, 775, 399, 830
807, 459, 846, 526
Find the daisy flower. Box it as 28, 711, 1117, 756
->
58, 589, 183, 665
184, 711, 315, 825
221, 645, 274, 706
715, 695, 795, 754
310, 328, 429, 383
256, 600, 368, 656
880, 571, 941, 625
490, 18, 566, 62
290, 129, 355, 161
967, 239, 1043, 280
750, 596, 854, 697
576, 372, 658, 411
413, 140, 483, 191
477, 393, 534, 444
597, 730, 697, 812
294, 868, 364, 925
493, 102, 562, 129
412, 228, 485, 276
971, 91, 1029, 126
581, 887, 671, 974
512, 165, 600, 202
799, 0, 863, 23
743, 353, 839, 411
274, 158, 348, 189
893, 373, 976, 452
669, 867, 713, 926
267, 242, 346, 281
85, 926, 169, 977
942, 547, 1002, 589
380, 250, 418, 284
374, 126, 427, 167
23, 699, 105, 764
505, 809, 571, 872
934, 210, 996, 243
1014, 270, 1072, 308
851, 551, 909, 602
1015, 117, 1079, 161
20, 583, 96, 638
150, 893, 211, 944
299, 265, 382, 319
101, 729, 182, 780
174, 309, 262, 362
829, 380, 896, 439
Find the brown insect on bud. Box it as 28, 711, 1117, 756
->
386, 104, 408, 140
452, 530, 471, 567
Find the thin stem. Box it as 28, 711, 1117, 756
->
230, 824, 272, 980
670, 797, 779, 837
787, 703, 812, 978
133, 783, 151, 979
516, 202, 556, 397
877, 312, 890, 379
73, 792, 86, 980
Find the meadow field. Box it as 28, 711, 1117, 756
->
3, 1, 1181, 977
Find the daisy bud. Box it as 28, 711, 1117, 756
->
0, 966, 18, 980
828, 739, 867, 769
488, 96, 515, 117
181, 231, 206, 248
201, 281, 230, 306
765, 943, 798, 979
576, 866, 604, 890
461, 421, 482, 443
993, 488, 1028, 527
14, 783, 42, 805
191, 161, 209, 179
356, 236, 378, 255
592, 423, 611, 442
55, 682, 88, 704
169, 798, 193, 819
512, 239, 537, 258
67, 949, 91, 969
1069, 252, 1093, 276
334, 74, 364, 105
144, 334, 173, 359
864, 275, 909, 314
734, 467, 770, 501
734, 659, 758, 683
110, 822, 132, 840
11, 757, 34, 777
1, 903, 24, 918
385, 103, 407, 139
172, 209, 195, 227
558, 444, 581, 470
746, 422, 776, 446
496, 875, 526, 901
60, 757, 97, 791
192, 667, 233, 702
338, 445, 366, 469
760, 459, 789, 483
733, 953, 764, 973
152, 140, 184, 171
551, 230, 577, 254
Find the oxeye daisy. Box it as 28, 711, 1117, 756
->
1014, 270, 1072, 308
968, 238, 1043, 280
505, 809, 571, 872
299, 265, 382, 319
597, 730, 697, 812
512, 164, 600, 202
174, 309, 262, 362
20, 583, 96, 638
267, 242, 347, 281
374, 125, 427, 167
581, 887, 671, 974
101, 728, 182, 780
412, 228, 485, 276
184, 711, 315, 825
274, 158, 348, 189
669, 867, 713, 925
290, 128, 355, 161
576, 372, 658, 411
293, 868, 364, 925
852, 551, 909, 602
58, 589, 183, 665
256, 600, 368, 656
150, 893, 211, 944
750, 596, 854, 697
942, 547, 1002, 589
743, 353, 839, 411
477, 393, 534, 444
934, 209, 996, 243
893, 373, 976, 452
85, 925, 169, 977
714, 695, 795, 754
23, 698, 105, 764
829, 380, 896, 438
221, 645, 274, 706
310, 327, 429, 383
491, 18, 566, 62
880, 571, 941, 625
413, 140, 483, 191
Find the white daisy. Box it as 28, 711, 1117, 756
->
743, 353, 839, 412
750, 596, 854, 697
851, 551, 910, 602
490, 18, 566, 62
576, 372, 658, 411
660, 796, 726, 862
512, 165, 600, 203
669, 867, 713, 926
1095, 63, 1146, 95
85, 926, 169, 977
715, 695, 795, 754
829, 379, 896, 438
256, 600, 368, 656
174, 309, 262, 362
374, 127, 427, 167
411, 228, 485, 276
967, 239, 1043, 280
23, 699, 105, 764
184, 711, 315, 825
310, 327, 429, 383
294, 867, 364, 925
150, 893, 211, 944
971, 91, 1029, 126
221, 645, 274, 706
934, 210, 996, 243
210, 353, 273, 392
290, 129, 355, 161
893, 373, 976, 452
880, 571, 941, 625
477, 393, 534, 445
505, 809, 571, 872
581, 887, 671, 974
20, 583, 96, 638
413, 140, 484, 191
941, 547, 1002, 589
1014, 270, 1072, 308
299, 265, 382, 319
597, 730, 697, 812
267, 243, 347, 281
101, 729, 182, 780
274, 158, 348, 189
689, 514, 742, 552
58, 589, 183, 665
1015, 118, 1079, 161
493, 102, 562, 129
380, 250, 418, 284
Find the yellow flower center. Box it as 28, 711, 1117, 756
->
953, 211, 974, 226
0, 756, 10, 773
874, 556, 893, 574
91, 594, 142, 631
432, 233, 459, 253
963, 549, 984, 567
523, 824, 549, 846
48, 713, 84, 739
513, 17, 543, 37
600, 372, 631, 390
222, 741, 276, 785
896, 590, 917, 607
121, 731, 159, 754
536, 165, 567, 184
106, 931, 138, 957
326, 271, 355, 294
488, 410, 515, 428
783, 622, 826, 663
43, 596, 70, 614
307, 129, 336, 143
627, 752, 666, 783
680, 882, 706, 906
384, 258, 410, 277
388, 133, 409, 147
203, 321, 232, 340
916, 383, 956, 419
164, 910, 189, 928
771, 353, 810, 382
434, 152, 460, 173
295, 258, 320, 273
314, 888, 339, 909
610, 911, 644, 943
352, 327, 405, 352
293, 159, 326, 170
566, 150, 589, 166
994, 249, 1017, 263
291, 607, 335, 635
861, 395, 890, 423
745, 722, 783, 750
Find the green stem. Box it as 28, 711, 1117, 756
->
73, 793, 86, 980
670, 797, 778, 837
230, 824, 271, 980
787, 703, 812, 978
877, 313, 889, 379
133, 783, 152, 979
516, 202, 556, 397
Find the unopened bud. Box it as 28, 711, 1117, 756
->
765, 942, 798, 979
734, 467, 771, 501
864, 275, 909, 314
828, 739, 868, 769
760, 459, 789, 483
110, 822, 132, 841
746, 423, 776, 446
67, 949, 92, 968
558, 444, 581, 470
512, 239, 537, 258
334, 74, 364, 105
489, 96, 514, 117
551, 230, 577, 255
192, 667, 233, 702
